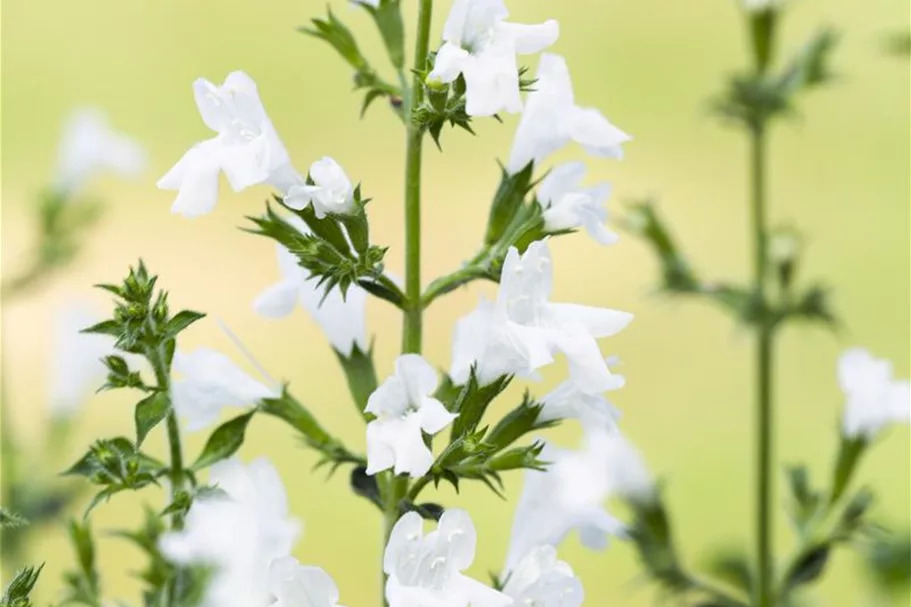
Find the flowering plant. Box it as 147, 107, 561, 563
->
1, 2, 908, 607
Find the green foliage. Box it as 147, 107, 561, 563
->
299, 7, 402, 118
355, 0, 405, 69
0, 509, 28, 530
134, 392, 171, 448
191, 411, 257, 471
63, 437, 166, 516
1, 564, 43, 607
62, 520, 101, 606
863, 532, 911, 592
333, 343, 379, 418
246, 199, 393, 304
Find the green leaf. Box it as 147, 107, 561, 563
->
366, 0, 405, 68
334, 343, 379, 418
164, 310, 206, 337
80, 319, 122, 338
350, 466, 381, 508
705, 550, 753, 594
449, 371, 512, 440
485, 392, 553, 450
782, 544, 830, 592
830, 435, 867, 505
191, 411, 256, 470
299, 8, 366, 70
1, 564, 43, 606
0, 508, 28, 529
484, 162, 535, 245
134, 392, 170, 447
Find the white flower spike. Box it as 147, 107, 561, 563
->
158, 71, 292, 218
268, 556, 346, 607
254, 216, 369, 357
48, 304, 119, 418
504, 430, 653, 572
159, 458, 301, 607
502, 545, 584, 607
54, 108, 146, 196
429, 0, 559, 117
170, 347, 276, 432
451, 240, 632, 393
384, 509, 511, 607
838, 348, 910, 440
537, 162, 618, 246
284, 157, 357, 218
507, 53, 631, 174
365, 355, 456, 478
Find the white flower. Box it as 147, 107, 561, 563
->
838, 348, 910, 439
158, 71, 292, 218
254, 216, 369, 357
450, 240, 632, 393
742, 0, 782, 12
53, 108, 146, 196
48, 304, 118, 418
502, 546, 583, 607
171, 347, 275, 432
285, 157, 356, 218
539, 360, 623, 429
428, 0, 559, 117
537, 162, 617, 246
365, 355, 456, 478
384, 509, 511, 607
268, 556, 346, 607
160, 458, 301, 607
506, 54, 631, 174
507, 429, 656, 572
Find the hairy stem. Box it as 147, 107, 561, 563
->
381, 1, 434, 605
751, 124, 775, 607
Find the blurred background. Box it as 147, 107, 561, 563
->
1, 0, 908, 605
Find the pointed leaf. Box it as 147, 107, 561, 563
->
134, 392, 170, 447
191, 411, 256, 470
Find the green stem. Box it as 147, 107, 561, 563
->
151, 347, 185, 530
381, 2, 433, 605
751, 124, 775, 607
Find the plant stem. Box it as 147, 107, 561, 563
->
151, 346, 185, 530
751, 123, 775, 607
380, 2, 434, 605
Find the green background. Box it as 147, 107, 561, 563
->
1, 0, 908, 605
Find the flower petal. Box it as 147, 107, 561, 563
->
428, 42, 471, 84
252, 280, 300, 319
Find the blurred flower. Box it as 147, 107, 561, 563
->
742, 0, 783, 12
171, 347, 275, 432
284, 157, 357, 218
506, 53, 631, 174
502, 545, 584, 607
254, 216, 369, 357
159, 458, 302, 607
539, 359, 623, 429
428, 0, 559, 117
450, 240, 632, 393
537, 162, 617, 246
365, 355, 456, 477
384, 509, 511, 607
504, 437, 627, 571
48, 304, 117, 418
53, 108, 147, 197
838, 348, 910, 439
158, 71, 292, 218
268, 556, 345, 607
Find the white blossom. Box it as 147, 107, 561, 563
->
48, 304, 117, 418
284, 157, 357, 218
160, 458, 301, 607
158, 71, 292, 218
539, 359, 623, 429
502, 545, 583, 607
537, 162, 617, 245
428, 0, 559, 117
171, 347, 275, 432
53, 108, 146, 196
254, 216, 369, 357
507, 53, 631, 175
384, 509, 511, 607
450, 240, 631, 393
365, 355, 456, 478
838, 348, 910, 439
268, 556, 346, 607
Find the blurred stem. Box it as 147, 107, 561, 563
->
382, 1, 434, 605
751, 123, 776, 607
